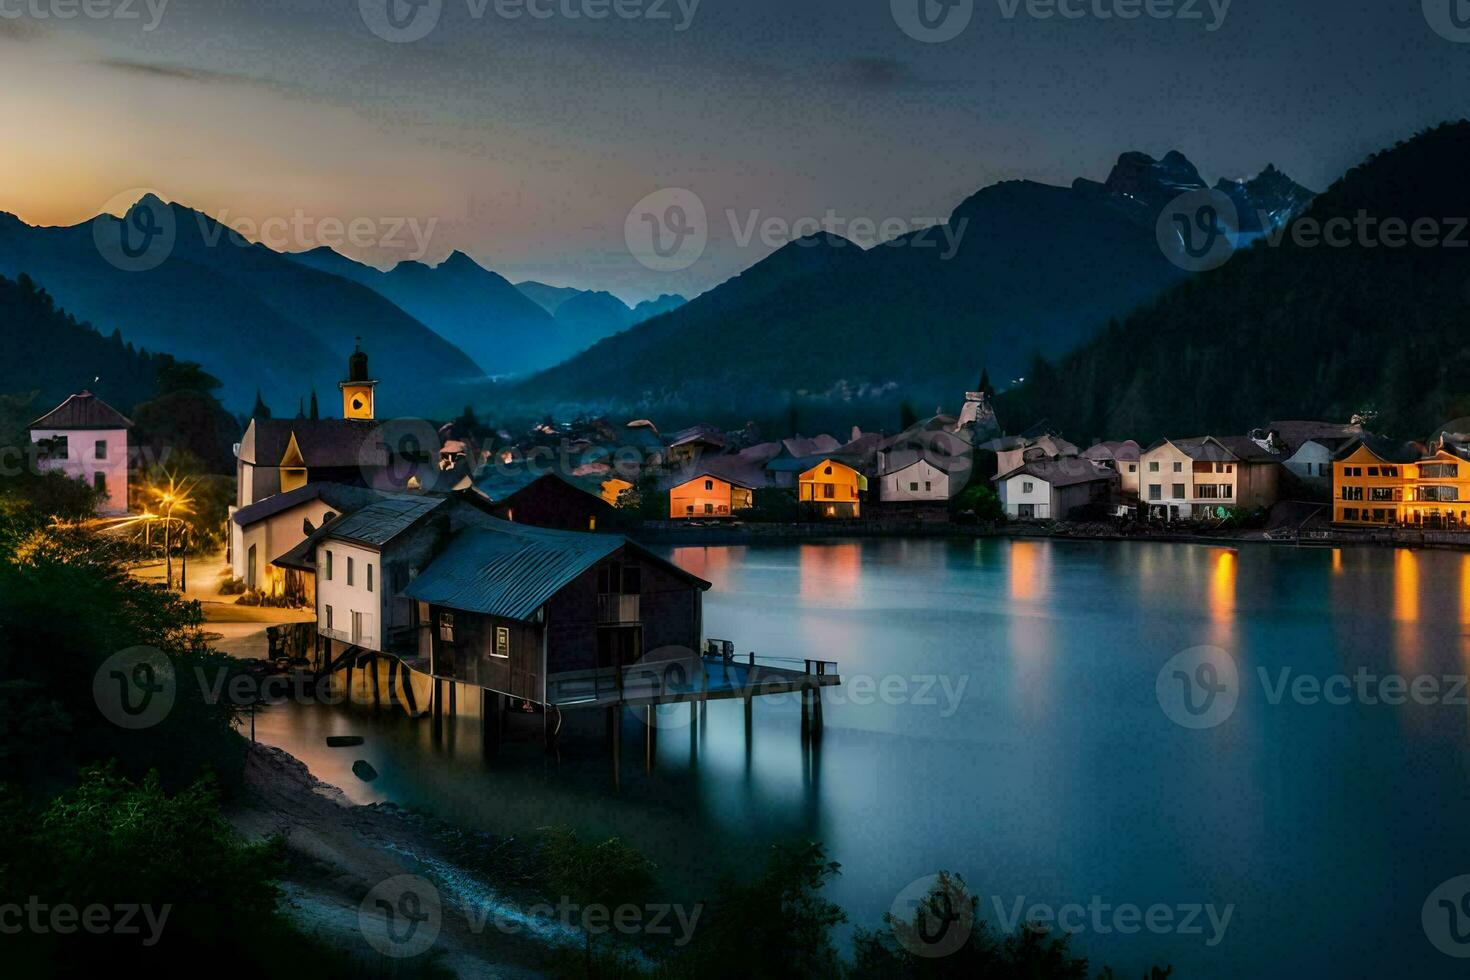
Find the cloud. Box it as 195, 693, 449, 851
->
94, 58, 263, 87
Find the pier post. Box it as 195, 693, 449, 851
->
644, 705, 657, 771
343, 649, 355, 705
431, 678, 443, 737
371, 657, 381, 707
812, 686, 824, 735
386, 658, 399, 710
609, 706, 622, 790
481, 690, 501, 756
448, 681, 458, 717
800, 686, 811, 738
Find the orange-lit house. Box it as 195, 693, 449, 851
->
799, 458, 865, 519
667, 470, 755, 519
1333, 434, 1470, 528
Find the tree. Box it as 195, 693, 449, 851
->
250, 389, 272, 420
309, 389, 319, 420
977, 367, 993, 398
540, 826, 657, 974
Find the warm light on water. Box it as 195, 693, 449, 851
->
253, 539, 1470, 977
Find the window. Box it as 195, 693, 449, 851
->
1148, 461, 1160, 473
1368, 467, 1380, 477
704, 479, 714, 491
1344, 508, 1361, 521
685, 505, 694, 515
494, 626, 510, 659
1172, 484, 1186, 499
95, 440, 107, 460
1385, 466, 1400, 477
438, 611, 455, 643
1341, 486, 1364, 501
1173, 461, 1183, 473
824, 466, 833, 475
1370, 487, 1395, 502
93, 472, 107, 494
589, 516, 597, 531
1148, 484, 1162, 501
51, 436, 69, 460
1198, 485, 1220, 500
1222, 484, 1233, 498
1128, 464, 1137, 473
1422, 463, 1460, 479
1022, 481, 1034, 493
367, 563, 374, 593
325, 605, 334, 630
924, 481, 932, 492
823, 484, 835, 499
1418, 486, 1460, 502
325, 550, 334, 581
704, 503, 714, 514
909, 482, 919, 492
347, 556, 355, 587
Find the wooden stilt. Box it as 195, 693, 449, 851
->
448, 681, 458, 717
431, 678, 443, 737
482, 690, 501, 755
812, 687, 824, 735
386, 658, 399, 710
609, 706, 621, 790
343, 648, 355, 706
370, 658, 381, 706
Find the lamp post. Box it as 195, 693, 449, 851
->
161, 493, 175, 590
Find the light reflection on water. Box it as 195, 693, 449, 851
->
253, 539, 1470, 977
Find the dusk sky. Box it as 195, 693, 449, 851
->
3, 0, 1466, 300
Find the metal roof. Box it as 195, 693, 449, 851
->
320, 495, 445, 547
404, 521, 710, 622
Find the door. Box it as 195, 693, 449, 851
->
351, 610, 365, 646
246, 544, 258, 591
1018, 504, 1035, 519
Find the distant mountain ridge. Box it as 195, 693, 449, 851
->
997, 122, 1470, 445
287, 247, 561, 378
0, 196, 484, 415
516, 280, 687, 347
499, 150, 1315, 425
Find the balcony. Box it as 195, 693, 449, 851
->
597, 593, 641, 624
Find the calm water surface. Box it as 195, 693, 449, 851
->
254, 539, 1470, 977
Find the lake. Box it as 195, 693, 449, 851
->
253, 538, 1470, 976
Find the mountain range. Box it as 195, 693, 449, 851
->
0, 197, 483, 416
493, 151, 1315, 426
998, 122, 1470, 445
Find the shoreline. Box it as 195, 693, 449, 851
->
227, 742, 548, 978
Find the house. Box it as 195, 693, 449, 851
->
990, 431, 1080, 478
799, 458, 865, 518
235, 344, 392, 509
664, 425, 725, 467
876, 423, 974, 502
29, 390, 132, 515
1081, 440, 1142, 495
475, 471, 615, 532
1264, 421, 1363, 487
229, 482, 389, 596
311, 495, 451, 654
663, 457, 761, 519
1331, 433, 1470, 528
1139, 436, 1284, 520
403, 519, 712, 702
995, 457, 1117, 519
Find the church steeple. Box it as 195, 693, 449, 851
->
339, 337, 378, 420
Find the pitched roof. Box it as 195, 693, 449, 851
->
404, 521, 710, 622
1213, 435, 1288, 463
473, 466, 608, 504
29, 390, 132, 430
781, 434, 842, 458
1266, 420, 1363, 453
231, 482, 390, 528
996, 457, 1118, 488
1334, 434, 1425, 464
661, 455, 766, 491
240, 418, 387, 468
1081, 440, 1142, 463
319, 495, 445, 547
666, 425, 726, 450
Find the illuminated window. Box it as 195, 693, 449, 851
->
589, 517, 597, 531
439, 611, 455, 643
494, 627, 510, 659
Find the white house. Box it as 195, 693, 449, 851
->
29, 390, 133, 515
876, 421, 974, 502
310, 495, 448, 654
995, 458, 1118, 520
1264, 421, 1362, 486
